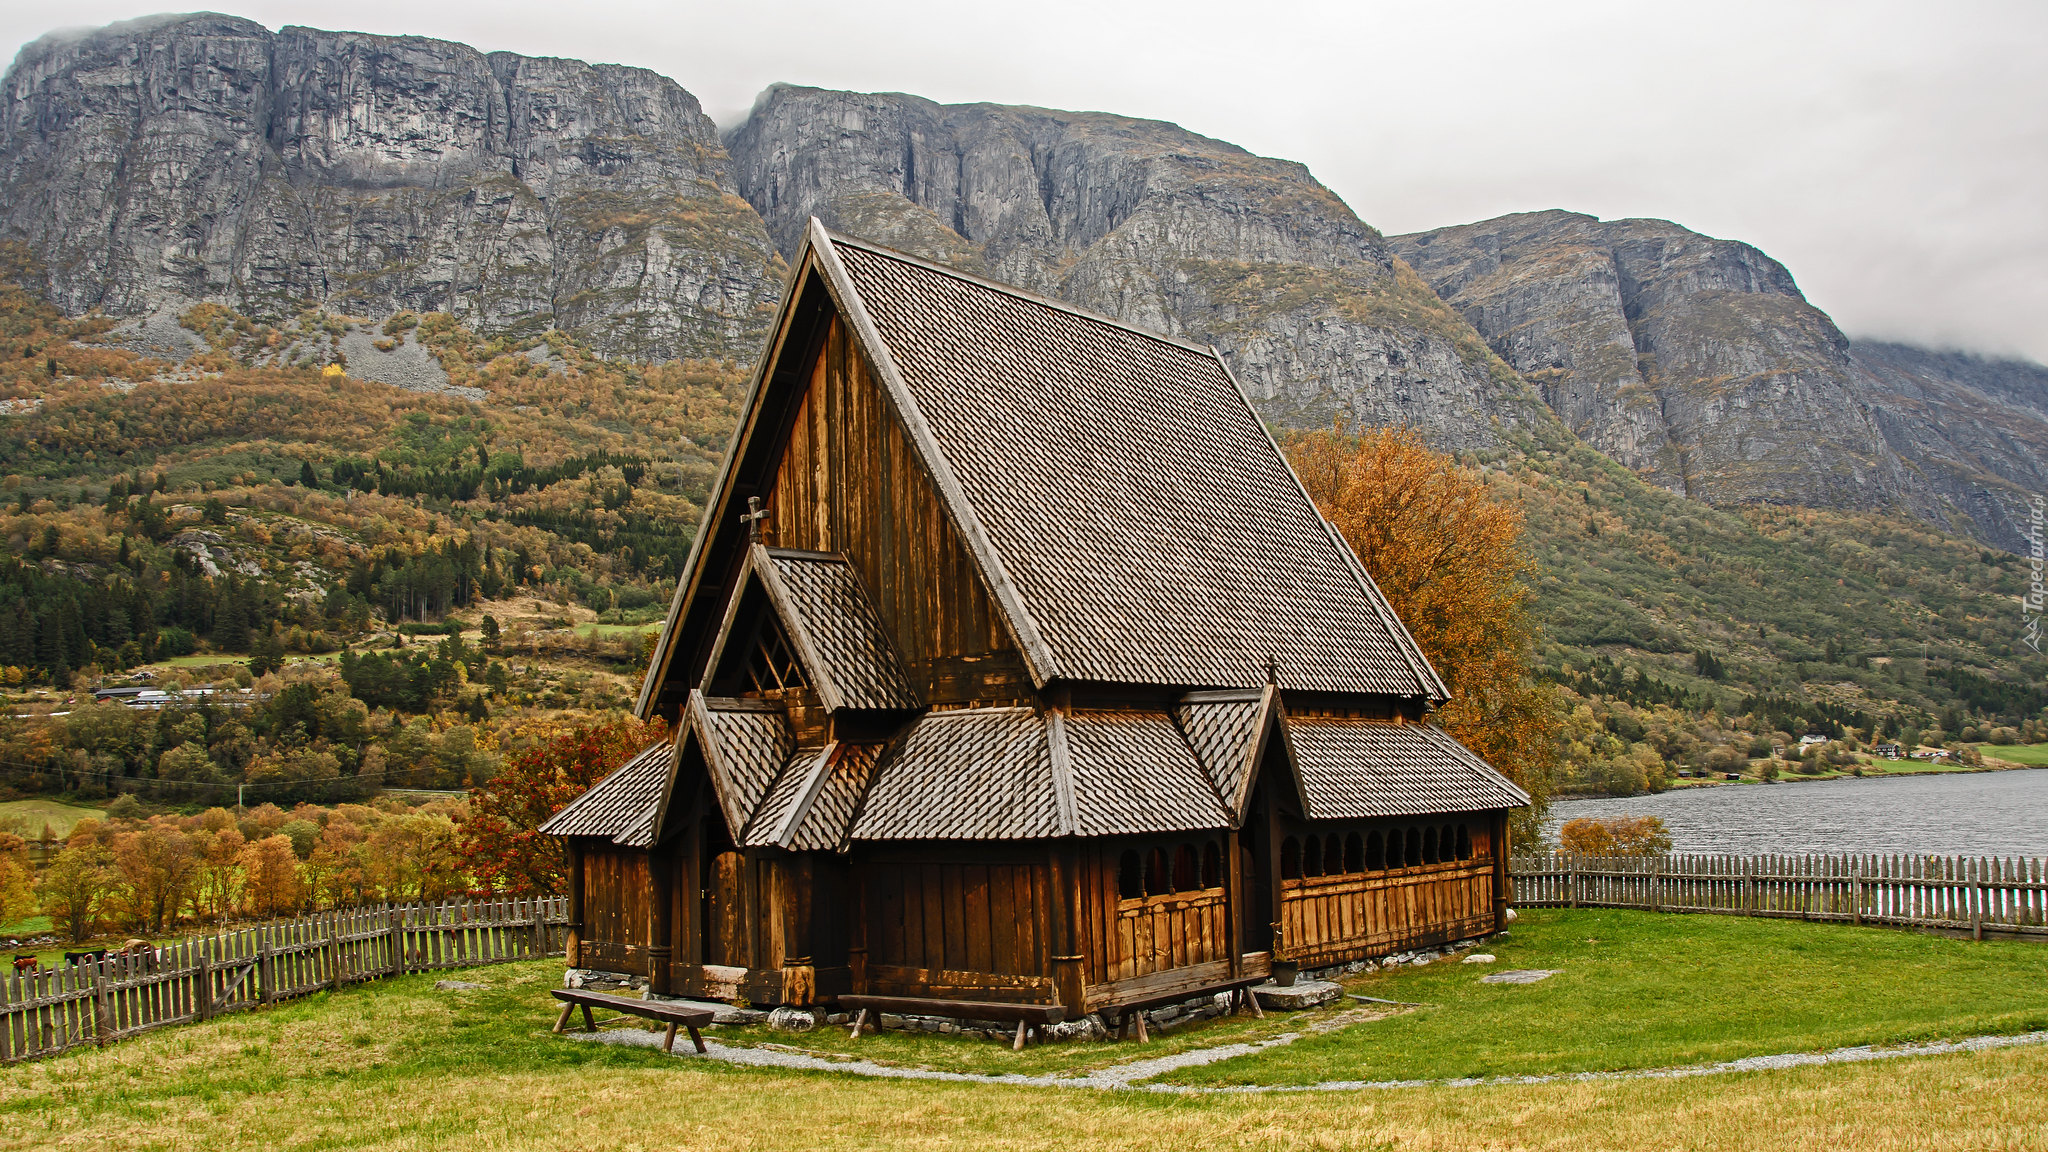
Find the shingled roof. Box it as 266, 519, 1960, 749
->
1286, 718, 1531, 819
539, 741, 674, 846
639, 222, 1446, 713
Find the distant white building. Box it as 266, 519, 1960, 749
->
1798, 734, 1829, 750
1873, 742, 1903, 760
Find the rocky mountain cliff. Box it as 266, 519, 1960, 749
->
724, 85, 1556, 448
2, 17, 2041, 552
0, 13, 781, 360
1390, 212, 2046, 550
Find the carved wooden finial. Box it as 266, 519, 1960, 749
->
740, 496, 770, 543
1264, 655, 1279, 686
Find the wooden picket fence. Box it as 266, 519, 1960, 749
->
1, 896, 565, 1064
1511, 853, 2048, 939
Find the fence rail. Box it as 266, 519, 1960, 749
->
1511, 852, 2048, 938
1, 896, 565, 1064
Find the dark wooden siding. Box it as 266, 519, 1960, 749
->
1076, 839, 1233, 990
1275, 820, 1498, 965
769, 314, 1027, 706
859, 848, 1055, 1003
579, 847, 650, 974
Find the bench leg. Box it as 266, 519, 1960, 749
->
849, 1008, 868, 1039
581, 1004, 597, 1032
688, 1026, 707, 1054
1133, 1011, 1149, 1044
1013, 1019, 1029, 1051
553, 1002, 577, 1034
663, 1022, 678, 1054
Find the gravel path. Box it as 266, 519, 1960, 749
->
567, 1025, 2048, 1093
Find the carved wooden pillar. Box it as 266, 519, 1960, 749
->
1223, 829, 1245, 977
1047, 845, 1085, 1015
564, 840, 585, 970
648, 849, 673, 995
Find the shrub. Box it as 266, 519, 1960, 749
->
1559, 815, 1672, 856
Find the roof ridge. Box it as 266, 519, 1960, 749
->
822, 227, 1222, 358
1044, 708, 1079, 836
769, 742, 843, 848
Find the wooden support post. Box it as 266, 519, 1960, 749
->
648, 850, 673, 997
327, 914, 341, 991
1047, 845, 1085, 1016
662, 1021, 680, 1054
1224, 829, 1245, 979
565, 842, 586, 971
1132, 1009, 1149, 1044
581, 1003, 597, 1031
553, 1001, 577, 1034
849, 1008, 869, 1039
1569, 855, 1579, 909
1853, 860, 1864, 926
1012, 1019, 1030, 1051
1493, 813, 1512, 931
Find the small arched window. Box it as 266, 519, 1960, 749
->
1146, 847, 1172, 896
1423, 826, 1438, 865
1281, 836, 1301, 880
1456, 824, 1473, 860
1344, 832, 1364, 873
1201, 841, 1223, 889
1405, 826, 1422, 868
1326, 834, 1344, 875
1173, 844, 1199, 893
1118, 850, 1143, 899
1302, 835, 1323, 877
1442, 824, 1458, 862
1366, 830, 1385, 870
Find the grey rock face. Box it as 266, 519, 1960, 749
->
1848, 341, 2048, 552
1391, 211, 1905, 509
0, 14, 782, 360
727, 85, 1556, 449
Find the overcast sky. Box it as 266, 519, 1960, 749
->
4, 1, 2043, 362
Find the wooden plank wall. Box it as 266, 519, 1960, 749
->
861, 853, 1055, 1002
769, 314, 1027, 705
1076, 843, 1231, 989
579, 848, 650, 973
1278, 862, 1496, 965
1513, 853, 2048, 938
0, 897, 564, 1064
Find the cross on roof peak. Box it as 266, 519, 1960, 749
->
740, 496, 770, 543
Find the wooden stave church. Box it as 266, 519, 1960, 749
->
542, 220, 1528, 1018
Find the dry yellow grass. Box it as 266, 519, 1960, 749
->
1, 959, 2043, 1151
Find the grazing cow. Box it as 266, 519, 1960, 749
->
117, 939, 159, 972
62, 949, 107, 967
11, 955, 35, 974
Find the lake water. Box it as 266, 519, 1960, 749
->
1545, 768, 2048, 857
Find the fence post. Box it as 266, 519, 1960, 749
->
388, 906, 406, 977
1972, 859, 1985, 941
1569, 857, 1579, 909
327, 913, 342, 991
195, 951, 213, 1022
1852, 859, 1864, 926
93, 973, 113, 1047
1650, 858, 1663, 913
259, 928, 275, 1006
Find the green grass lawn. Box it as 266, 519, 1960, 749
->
1982, 744, 2048, 766
0, 797, 102, 839
2, 933, 2046, 1152
1158, 908, 2048, 1087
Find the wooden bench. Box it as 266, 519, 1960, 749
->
836, 994, 1065, 1050
1098, 977, 1265, 1043
550, 989, 713, 1054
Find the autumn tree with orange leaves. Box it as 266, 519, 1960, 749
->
460, 715, 669, 897
1285, 426, 1559, 836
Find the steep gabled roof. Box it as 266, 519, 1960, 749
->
747, 546, 920, 711
638, 221, 1445, 714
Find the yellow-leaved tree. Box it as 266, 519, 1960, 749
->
1284, 426, 1559, 842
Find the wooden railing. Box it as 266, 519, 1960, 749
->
1511, 853, 2048, 939
1, 896, 566, 1064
